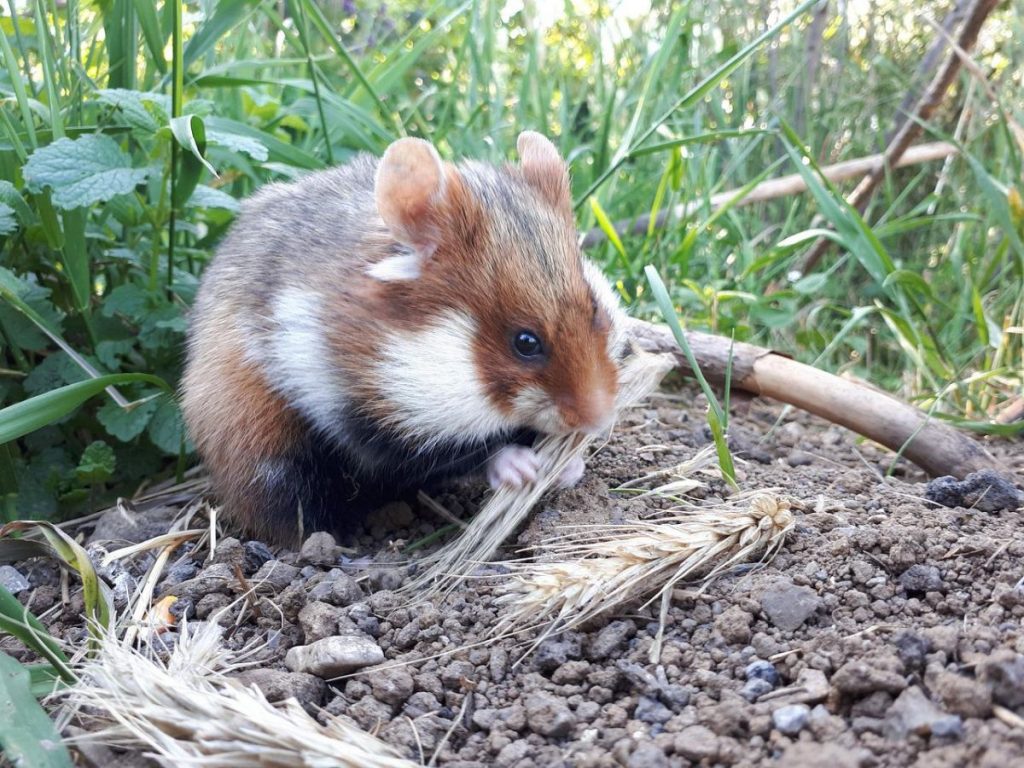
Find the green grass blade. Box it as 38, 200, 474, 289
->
130, 0, 167, 74
0, 586, 73, 683
0, 373, 171, 444
0, 652, 73, 767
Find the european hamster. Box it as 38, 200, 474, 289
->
181, 132, 627, 543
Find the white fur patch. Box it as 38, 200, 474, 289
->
264, 288, 347, 434
375, 311, 513, 447
582, 259, 628, 357
366, 252, 422, 282
510, 385, 565, 434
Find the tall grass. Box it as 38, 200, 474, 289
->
0, 0, 1020, 520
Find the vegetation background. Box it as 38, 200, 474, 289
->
0, 0, 1020, 522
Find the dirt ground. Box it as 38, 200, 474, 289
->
5, 381, 1024, 767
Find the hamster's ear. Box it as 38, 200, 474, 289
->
375, 137, 446, 259
517, 131, 572, 217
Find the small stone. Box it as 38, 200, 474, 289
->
760, 580, 821, 631
745, 660, 780, 687
0, 565, 30, 594
786, 450, 814, 467
441, 660, 476, 689
741, 678, 773, 702
883, 686, 947, 738
471, 708, 499, 731
243, 541, 274, 573
403, 691, 442, 719
772, 704, 810, 735
674, 725, 719, 762
627, 743, 669, 768
348, 696, 393, 731
194, 592, 232, 619
367, 567, 404, 592
893, 630, 930, 671
715, 605, 753, 644
925, 470, 1023, 512
931, 670, 992, 718
930, 715, 964, 739
297, 601, 343, 643
978, 653, 1024, 708
208, 537, 245, 569
250, 560, 300, 592
768, 668, 830, 705
329, 572, 364, 606
369, 666, 415, 708
285, 634, 384, 678
524, 692, 575, 738
588, 619, 636, 660
780, 743, 862, 768
299, 532, 340, 566
87, 503, 178, 545
495, 741, 531, 767
552, 660, 590, 684
898, 564, 943, 594
234, 669, 326, 711
634, 695, 673, 724
831, 659, 906, 696
536, 633, 582, 671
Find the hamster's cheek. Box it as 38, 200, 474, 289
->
506, 384, 565, 435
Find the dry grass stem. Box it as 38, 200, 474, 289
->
491, 492, 797, 643
405, 350, 675, 598
60, 618, 416, 767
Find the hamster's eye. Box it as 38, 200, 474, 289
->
512, 330, 544, 359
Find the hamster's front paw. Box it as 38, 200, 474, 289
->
555, 455, 586, 488
487, 445, 541, 489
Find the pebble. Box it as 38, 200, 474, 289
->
931, 670, 992, 718
297, 601, 343, 643
882, 686, 948, 738
634, 695, 673, 724
250, 560, 300, 592
786, 450, 814, 467
978, 652, 1024, 708
627, 742, 669, 768
298, 531, 340, 566
233, 669, 326, 710
772, 704, 810, 735
369, 665, 415, 708
535, 633, 582, 672
674, 725, 719, 762
243, 541, 274, 573
284, 634, 384, 678
524, 692, 575, 738
715, 605, 753, 644
925, 470, 1023, 512
893, 630, 930, 671
831, 658, 906, 696
0, 565, 30, 594
759, 580, 822, 630
898, 564, 944, 594
745, 659, 780, 686
587, 619, 636, 660
741, 678, 774, 702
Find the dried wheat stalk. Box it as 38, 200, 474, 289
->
60, 618, 416, 768
491, 492, 796, 643
405, 349, 675, 598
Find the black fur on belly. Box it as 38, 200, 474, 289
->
258, 413, 536, 537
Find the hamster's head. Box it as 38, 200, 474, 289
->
368, 132, 626, 445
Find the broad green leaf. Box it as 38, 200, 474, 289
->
0, 373, 171, 444
0, 203, 16, 235
0, 652, 73, 767
188, 184, 240, 212
0, 181, 33, 225
23, 353, 88, 397
95, 339, 137, 370
101, 283, 151, 320
23, 135, 150, 210
170, 114, 214, 207
147, 395, 189, 455
95, 88, 169, 133
75, 441, 116, 484
0, 270, 65, 352
206, 128, 269, 161
97, 396, 159, 441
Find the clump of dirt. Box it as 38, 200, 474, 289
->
4, 384, 1023, 768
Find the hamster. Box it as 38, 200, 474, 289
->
181, 131, 627, 543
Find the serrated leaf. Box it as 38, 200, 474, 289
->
0, 181, 34, 225
97, 397, 158, 441
75, 440, 116, 484
0, 203, 16, 235
206, 128, 269, 161
188, 184, 240, 212
139, 304, 186, 350
95, 338, 136, 370
23, 135, 151, 210
147, 395, 190, 455
0, 268, 66, 351
101, 283, 151, 320
23, 352, 89, 396
0, 652, 74, 767
95, 89, 169, 133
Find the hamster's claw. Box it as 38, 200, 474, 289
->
487, 445, 540, 490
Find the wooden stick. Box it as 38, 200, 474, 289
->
626, 318, 1001, 479
580, 142, 957, 248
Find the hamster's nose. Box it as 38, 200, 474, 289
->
557, 390, 616, 436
